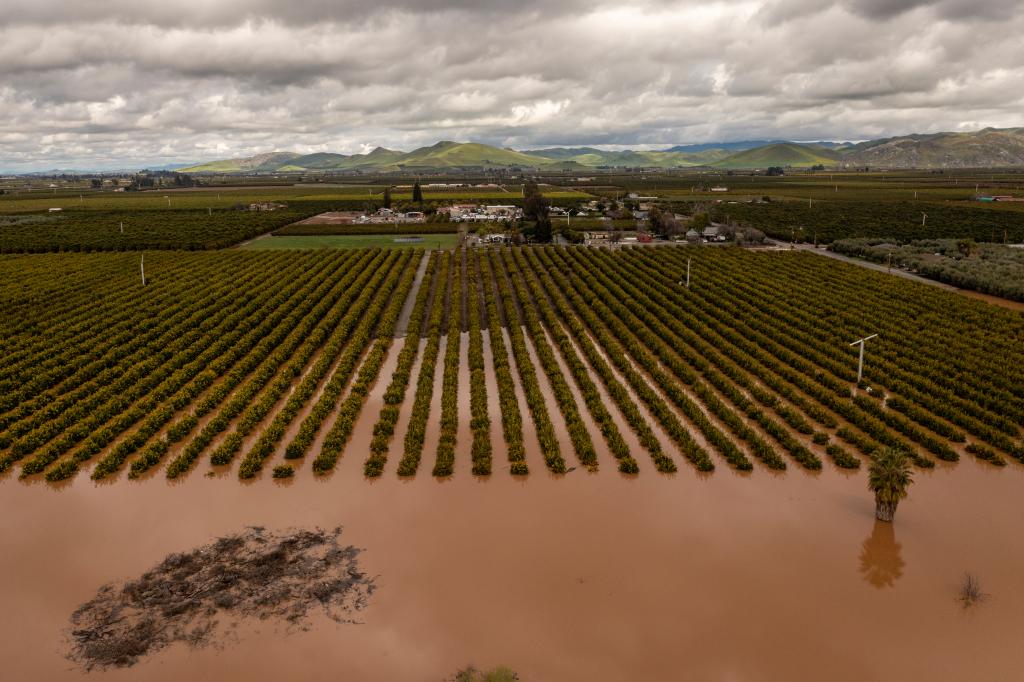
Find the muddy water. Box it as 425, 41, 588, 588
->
3, 456, 1024, 681
480, 334, 505, 469
574, 324, 680, 464
533, 323, 613, 468
517, 324, 577, 465
500, 327, 546, 473
454, 331, 474, 476
421, 336, 447, 473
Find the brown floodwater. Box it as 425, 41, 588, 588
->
3, 451, 1024, 681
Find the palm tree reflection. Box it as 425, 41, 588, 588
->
859, 520, 905, 588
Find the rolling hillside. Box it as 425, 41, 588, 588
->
842, 128, 1024, 168
178, 128, 1024, 173
712, 143, 841, 169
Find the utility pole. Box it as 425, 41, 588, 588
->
686, 258, 691, 288
850, 334, 878, 384
119, 221, 123, 233
921, 212, 927, 227
140, 253, 147, 286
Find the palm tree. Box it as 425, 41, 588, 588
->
868, 448, 913, 522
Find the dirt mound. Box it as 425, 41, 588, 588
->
67, 526, 374, 671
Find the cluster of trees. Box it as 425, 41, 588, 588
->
523, 180, 553, 243
0, 203, 341, 253
830, 238, 1024, 302
715, 199, 1024, 244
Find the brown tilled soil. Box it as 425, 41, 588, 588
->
67, 526, 373, 671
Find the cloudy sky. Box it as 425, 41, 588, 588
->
2, 0, 1023, 170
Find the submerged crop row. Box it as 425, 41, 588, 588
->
0, 244, 1020, 483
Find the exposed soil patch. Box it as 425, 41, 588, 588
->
67, 526, 374, 671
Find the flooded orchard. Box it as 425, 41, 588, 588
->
3, 457, 1024, 681
3, 248, 1024, 680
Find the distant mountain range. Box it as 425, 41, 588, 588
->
177, 128, 1024, 173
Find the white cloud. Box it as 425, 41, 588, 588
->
0, 0, 1022, 170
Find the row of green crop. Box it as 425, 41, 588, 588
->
0, 254, 201, 398
624, 250, 861, 468
747, 251, 1024, 419
585, 247, 815, 470
163, 251, 383, 478
61, 254, 325, 480
640, 248, 933, 467
45, 256, 313, 480
310, 251, 423, 474
498, 250, 597, 469
115, 254, 366, 479
465, 252, 493, 475
209, 251, 398, 469
535, 248, 713, 472
4, 255, 294, 477
560, 247, 766, 470
611, 248, 861, 469
476, 251, 529, 475
713, 199, 1024, 244
431, 251, 463, 477
0, 255, 258, 436
687, 249, 1021, 461
509, 248, 639, 473
485, 250, 567, 473
364, 253, 439, 476
754, 254, 1023, 429
126, 253, 373, 479
397, 252, 451, 476
235, 250, 410, 477
652, 248, 1002, 464
0, 201, 342, 252
523, 248, 675, 472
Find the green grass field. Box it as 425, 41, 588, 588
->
239, 234, 461, 250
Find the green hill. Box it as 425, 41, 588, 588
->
179, 152, 301, 173
176, 129, 1024, 173
527, 147, 724, 167
712, 143, 841, 169
391, 141, 550, 168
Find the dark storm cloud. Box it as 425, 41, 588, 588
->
842, 0, 1020, 20
1, 0, 1022, 171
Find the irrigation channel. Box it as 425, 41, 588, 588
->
1, 245, 1023, 679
